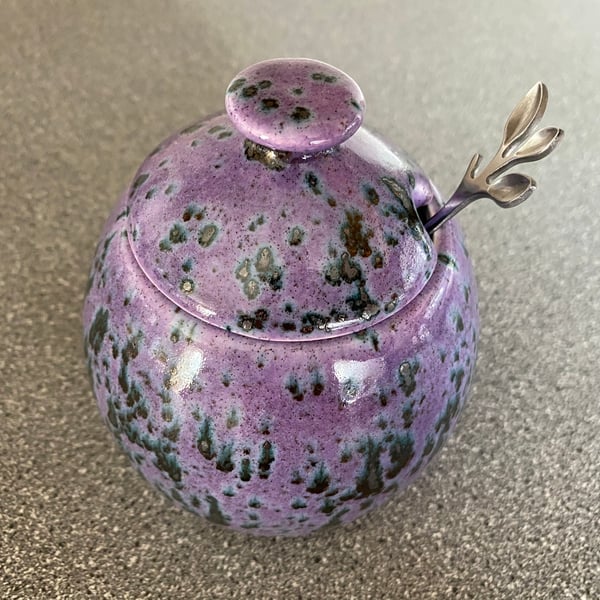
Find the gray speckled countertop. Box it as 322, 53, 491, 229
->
1, 1, 599, 598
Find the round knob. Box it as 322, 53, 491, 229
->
225, 58, 365, 154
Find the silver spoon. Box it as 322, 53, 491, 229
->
425, 82, 564, 234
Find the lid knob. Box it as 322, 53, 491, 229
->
225, 58, 365, 154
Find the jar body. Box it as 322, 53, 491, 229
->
83, 179, 478, 538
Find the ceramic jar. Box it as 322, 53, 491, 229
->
83, 58, 480, 536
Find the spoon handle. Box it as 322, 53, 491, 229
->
425, 82, 564, 235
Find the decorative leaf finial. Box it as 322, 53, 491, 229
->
425, 83, 564, 234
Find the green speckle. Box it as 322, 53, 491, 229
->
311, 371, 325, 396
255, 246, 274, 271
320, 499, 336, 514
197, 417, 216, 460
364, 185, 379, 205
285, 376, 304, 401
312, 72, 337, 83
451, 367, 465, 393
131, 173, 149, 194
152, 443, 182, 482
345, 282, 379, 320
125, 381, 140, 407
370, 331, 380, 352
235, 258, 251, 283
422, 435, 435, 457
339, 488, 356, 502
340, 445, 352, 463
288, 226, 305, 246
165, 184, 176, 196
223, 486, 236, 497
163, 422, 180, 442
305, 171, 322, 195
291, 498, 307, 509
436, 395, 461, 435
249, 214, 265, 231
402, 400, 414, 428
325, 252, 362, 286
261, 98, 279, 110
258, 441, 275, 479
226, 407, 238, 428
248, 497, 262, 508
290, 106, 311, 122
438, 253, 458, 269
217, 130, 232, 139
205, 495, 230, 526
241, 85, 258, 98
180, 278, 195, 293
118, 362, 128, 393
386, 432, 415, 478
306, 462, 330, 494
239, 457, 252, 482
198, 224, 218, 247
356, 437, 384, 497
182, 259, 193, 273
455, 313, 464, 332
88, 307, 109, 355
464, 285, 471, 302
243, 279, 260, 300
254, 246, 283, 291
227, 78, 246, 93
169, 223, 187, 244
161, 405, 173, 421
371, 251, 384, 269
216, 442, 235, 472
159, 239, 171, 252
398, 359, 419, 396
115, 207, 129, 221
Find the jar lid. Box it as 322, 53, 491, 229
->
126, 59, 436, 341
225, 58, 365, 153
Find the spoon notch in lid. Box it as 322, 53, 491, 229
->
425, 82, 564, 234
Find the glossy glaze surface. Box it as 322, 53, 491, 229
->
83, 155, 478, 536
127, 118, 436, 341
225, 58, 365, 153
83, 58, 480, 536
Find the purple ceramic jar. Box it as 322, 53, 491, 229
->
83, 59, 479, 536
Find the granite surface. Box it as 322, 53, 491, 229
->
1, 1, 599, 598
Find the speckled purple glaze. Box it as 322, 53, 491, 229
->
83, 59, 479, 536
225, 59, 365, 153
128, 118, 436, 341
